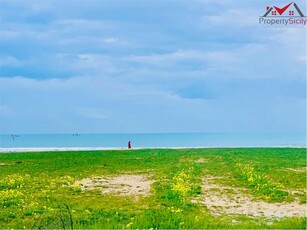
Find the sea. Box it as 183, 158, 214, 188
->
0, 132, 306, 149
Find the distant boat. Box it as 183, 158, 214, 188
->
11, 134, 19, 140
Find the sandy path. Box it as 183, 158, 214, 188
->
193, 176, 306, 218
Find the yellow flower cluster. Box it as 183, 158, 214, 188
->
61, 175, 75, 185
72, 182, 81, 190
168, 206, 182, 213
0, 189, 24, 207
0, 174, 31, 207
0, 189, 24, 200
235, 163, 268, 187
235, 162, 286, 200
0, 174, 30, 189
172, 169, 193, 197
125, 217, 135, 229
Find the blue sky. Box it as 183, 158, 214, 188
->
0, 0, 306, 134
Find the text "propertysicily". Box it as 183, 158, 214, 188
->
259, 17, 307, 25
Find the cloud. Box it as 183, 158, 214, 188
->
202, 8, 259, 27
55, 19, 109, 28
76, 107, 108, 120
0, 105, 11, 117
0, 0, 305, 133
103, 37, 119, 43
1, 74, 305, 133
0, 56, 23, 66
0, 31, 20, 40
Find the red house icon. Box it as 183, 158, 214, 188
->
263, 2, 305, 17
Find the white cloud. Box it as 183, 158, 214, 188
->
55, 19, 111, 30
123, 49, 240, 70
1, 73, 304, 133
0, 31, 20, 40
76, 107, 108, 119
0, 105, 11, 117
0, 56, 23, 66
104, 37, 119, 43
203, 8, 259, 26
0, 0, 305, 133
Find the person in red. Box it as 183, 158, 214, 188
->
128, 141, 131, 149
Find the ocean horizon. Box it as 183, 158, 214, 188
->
0, 132, 306, 149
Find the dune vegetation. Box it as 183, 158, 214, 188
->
0, 148, 306, 229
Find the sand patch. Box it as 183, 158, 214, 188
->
195, 158, 207, 163
0, 162, 12, 166
285, 167, 307, 173
76, 175, 155, 196
193, 176, 306, 218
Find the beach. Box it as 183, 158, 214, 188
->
0, 145, 305, 153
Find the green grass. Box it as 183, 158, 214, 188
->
0, 148, 306, 229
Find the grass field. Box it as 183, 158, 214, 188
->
0, 148, 306, 229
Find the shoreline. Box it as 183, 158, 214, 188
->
0, 146, 306, 153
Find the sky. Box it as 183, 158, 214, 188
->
0, 0, 306, 134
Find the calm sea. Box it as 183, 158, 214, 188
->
0, 133, 305, 148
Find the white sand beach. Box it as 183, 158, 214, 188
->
0, 146, 305, 153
